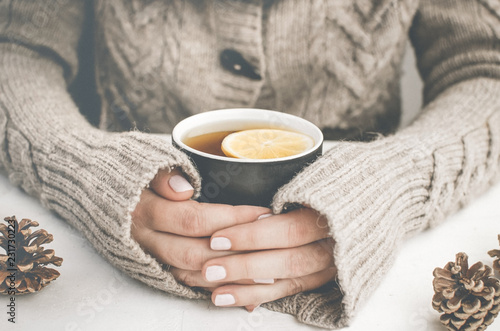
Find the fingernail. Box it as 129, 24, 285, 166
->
214, 294, 235, 306
211, 237, 232, 250
257, 213, 273, 220
206, 266, 226, 281
169, 175, 194, 192
253, 278, 274, 284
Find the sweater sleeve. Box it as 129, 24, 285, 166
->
0, 1, 206, 300
267, 0, 500, 329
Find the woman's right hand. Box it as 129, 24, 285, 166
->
130, 168, 271, 285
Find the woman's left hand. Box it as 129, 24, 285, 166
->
170, 208, 336, 311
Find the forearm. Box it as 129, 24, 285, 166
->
267, 77, 500, 329
397, 77, 500, 227
268, 0, 500, 326
0, 41, 202, 288
0, 0, 205, 299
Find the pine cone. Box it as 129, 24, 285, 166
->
432, 253, 500, 331
488, 235, 500, 273
0, 216, 63, 295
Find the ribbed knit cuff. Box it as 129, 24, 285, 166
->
38, 130, 206, 299
268, 138, 433, 328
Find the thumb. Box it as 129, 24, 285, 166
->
149, 168, 195, 201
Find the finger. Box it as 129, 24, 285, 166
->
131, 226, 235, 270
136, 189, 271, 237
210, 208, 330, 251
245, 305, 259, 313
150, 168, 194, 201
170, 268, 261, 288
203, 239, 334, 283
211, 267, 336, 308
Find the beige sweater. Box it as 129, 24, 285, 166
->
1, 0, 500, 328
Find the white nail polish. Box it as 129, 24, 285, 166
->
257, 213, 273, 220
206, 266, 226, 281
214, 294, 235, 306
169, 175, 194, 192
253, 278, 275, 284
211, 237, 232, 250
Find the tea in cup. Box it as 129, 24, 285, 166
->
172, 108, 323, 206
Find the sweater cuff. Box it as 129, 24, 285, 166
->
38, 129, 206, 298
268, 138, 433, 328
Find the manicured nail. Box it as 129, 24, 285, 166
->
253, 278, 274, 284
169, 175, 194, 192
206, 266, 226, 281
211, 237, 232, 250
257, 213, 273, 220
214, 294, 235, 306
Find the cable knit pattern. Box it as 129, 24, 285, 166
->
1, 0, 500, 329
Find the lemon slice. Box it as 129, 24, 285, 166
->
221, 129, 314, 159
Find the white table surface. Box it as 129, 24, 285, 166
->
1, 137, 500, 331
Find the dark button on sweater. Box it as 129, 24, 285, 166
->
219, 49, 262, 80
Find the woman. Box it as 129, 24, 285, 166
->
1, 0, 499, 328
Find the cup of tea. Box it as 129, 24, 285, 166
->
172, 108, 323, 206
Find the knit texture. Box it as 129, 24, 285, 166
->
1, 0, 500, 329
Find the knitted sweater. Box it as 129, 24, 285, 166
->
1, 0, 499, 329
